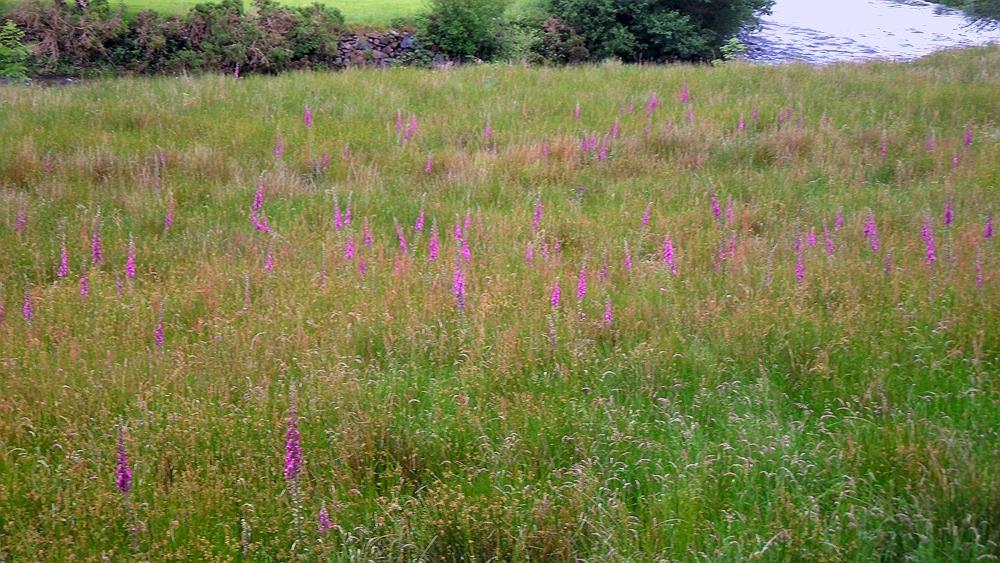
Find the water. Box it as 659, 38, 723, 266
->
745, 0, 1000, 64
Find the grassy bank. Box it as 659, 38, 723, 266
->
1, 48, 999, 560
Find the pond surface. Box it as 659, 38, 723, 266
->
745, 0, 1000, 63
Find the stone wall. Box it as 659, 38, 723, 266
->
335, 31, 417, 68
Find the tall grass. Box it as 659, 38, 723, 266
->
1, 48, 999, 560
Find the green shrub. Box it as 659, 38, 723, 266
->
420, 0, 510, 61
9, 0, 344, 76
545, 0, 773, 62
0, 20, 30, 80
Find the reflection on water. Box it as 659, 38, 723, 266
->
745, 0, 1000, 63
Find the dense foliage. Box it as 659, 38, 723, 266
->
419, 0, 510, 60
545, 0, 773, 62
7, 0, 344, 75
0, 20, 29, 80
0, 0, 777, 75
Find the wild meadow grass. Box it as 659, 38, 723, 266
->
1, 47, 999, 560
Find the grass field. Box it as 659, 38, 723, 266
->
1, 48, 999, 560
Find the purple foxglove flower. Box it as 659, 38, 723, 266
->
711, 193, 721, 221
453, 263, 466, 310
540, 141, 549, 158
319, 505, 333, 535
395, 109, 404, 132
551, 281, 561, 310
685, 107, 695, 125
429, 228, 439, 262
611, 120, 620, 139
807, 228, 817, 248
424, 156, 433, 174
821, 114, 829, 127
154, 315, 164, 347
274, 134, 284, 159
985, 214, 993, 239
403, 116, 418, 143
22, 289, 33, 322
343, 238, 355, 261
116, 423, 132, 495
264, 249, 274, 272
333, 197, 343, 232
823, 226, 835, 256
284, 408, 302, 481
624, 244, 633, 274
646, 94, 658, 117
943, 199, 954, 226
834, 211, 844, 232
922, 220, 937, 265
44, 153, 53, 175
321, 152, 330, 170
58, 243, 69, 278
863, 212, 879, 252
794, 239, 806, 285
164, 201, 174, 232
91, 223, 103, 265
358, 260, 367, 278
952, 153, 959, 168
461, 237, 471, 263
662, 234, 677, 275
738, 114, 745, 131
80, 273, 89, 297
599, 257, 609, 282
725, 199, 734, 225
253, 179, 265, 213
483, 121, 493, 140
576, 266, 587, 302
641, 203, 652, 228
524, 241, 534, 265
304, 106, 313, 129
363, 221, 373, 247
573, 101, 581, 120
878, 138, 888, 161
125, 236, 136, 280
14, 207, 26, 233
924, 134, 935, 153
883, 250, 894, 276
414, 210, 425, 233
679, 82, 689, 104
603, 298, 613, 328
964, 125, 974, 147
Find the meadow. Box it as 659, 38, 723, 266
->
1, 47, 999, 560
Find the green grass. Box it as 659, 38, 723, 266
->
1, 48, 999, 560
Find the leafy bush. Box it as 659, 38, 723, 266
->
420, 0, 510, 60
10, 0, 344, 76
495, 15, 544, 64
544, 0, 774, 62
535, 17, 589, 64
0, 20, 30, 80
11, 0, 126, 75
